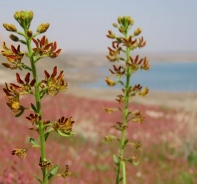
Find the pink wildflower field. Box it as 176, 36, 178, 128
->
0, 85, 197, 184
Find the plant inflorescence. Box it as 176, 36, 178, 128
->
104, 16, 150, 184
1, 10, 74, 184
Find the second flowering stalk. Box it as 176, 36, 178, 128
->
104, 16, 150, 184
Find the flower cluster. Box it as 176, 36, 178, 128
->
11, 73, 35, 95
14, 11, 33, 30
26, 113, 41, 125
1, 42, 24, 69
3, 83, 25, 117
33, 35, 61, 58
105, 16, 150, 98
53, 116, 75, 135
41, 66, 68, 96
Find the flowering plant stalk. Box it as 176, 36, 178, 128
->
1, 11, 74, 184
104, 16, 150, 184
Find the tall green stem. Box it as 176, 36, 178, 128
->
116, 32, 131, 184
26, 34, 47, 184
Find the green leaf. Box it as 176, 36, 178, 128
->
15, 108, 25, 117
118, 108, 123, 112
44, 132, 50, 141
28, 137, 40, 147
31, 103, 37, 112
119, 80, 124, 86
44, 128, 54, 141
48, 165, 58, 180
22, 64, 32, 71
40, 90, 46, 99
127, 158, 139, 166
35, 175, 42, 184
124, 139, 128, 147
113, 154, 119, 165
19, 39, 27, 45
132, 161, 139, 166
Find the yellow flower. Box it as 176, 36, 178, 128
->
11, 149, 27, 159
1, 42, 24, 69
53, 117, 74, 135
60, 165, 71, 179
3, 23, 17, 32
37, 23, 50, 34
139, 87, 149, 96
105, 77, 116, 86
131, 111, 144, 124
134, 28, 142, 36
103, 106, 118, 114
3, 83, 25, 116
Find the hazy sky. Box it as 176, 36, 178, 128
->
0, 0, 197, 53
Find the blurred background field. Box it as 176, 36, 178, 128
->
0, 52, 197, 183
1, 0, 197, 183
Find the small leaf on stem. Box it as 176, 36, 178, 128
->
28, 137, 40, 147
113, 154, 119, 165
48, 165, 58, 180
34, 175, 42, 184
31, 103, 37, 112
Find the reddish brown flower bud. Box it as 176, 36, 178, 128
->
27, 30, 33, 37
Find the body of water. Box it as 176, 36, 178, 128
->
83, 62, 197, 92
